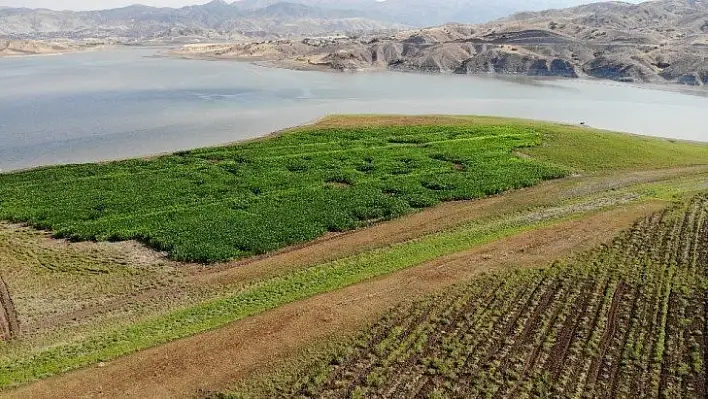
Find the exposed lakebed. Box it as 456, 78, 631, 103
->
1, 47, 707, 172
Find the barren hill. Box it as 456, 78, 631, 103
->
232, 0, 643, 26
0, 39, 105, 57
176, 0, 708, 86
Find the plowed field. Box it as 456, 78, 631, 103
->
258, 196, 708, 399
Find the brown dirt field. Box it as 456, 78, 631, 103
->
584, 280, 627, 390
0, 275, 18, 341
5, 201, 665, 399
545, 281, 594, 379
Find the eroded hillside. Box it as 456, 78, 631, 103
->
175, 0, 708, 86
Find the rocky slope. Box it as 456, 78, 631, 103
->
175, 0, 708, 86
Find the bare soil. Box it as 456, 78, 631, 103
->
5, 201, 664, 399
0, 275, 18, 341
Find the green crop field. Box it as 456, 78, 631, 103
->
230, 195, 708, 399
3, 117, 708, 263
0, 124, 566, 262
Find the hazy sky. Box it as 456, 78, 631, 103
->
0, 0, 214, 10
0, 0, 644, 11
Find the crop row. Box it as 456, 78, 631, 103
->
257, 195, 708, 398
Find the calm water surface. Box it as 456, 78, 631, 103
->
1, 47, 707, 172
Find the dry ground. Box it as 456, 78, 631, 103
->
5, 201, 664, 399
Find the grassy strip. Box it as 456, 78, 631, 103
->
524, 124, 708, 172
635, 174, 708, 202
0, 198, 609, 390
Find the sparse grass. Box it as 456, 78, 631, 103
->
225, 195, 708, 398
0, 223, 181, 329
524, 124, 708, 172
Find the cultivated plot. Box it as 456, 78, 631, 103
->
241, 196, 708, 399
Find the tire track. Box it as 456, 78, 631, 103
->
0, 275, 19, 341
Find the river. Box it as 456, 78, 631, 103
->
1, 47, 707, 172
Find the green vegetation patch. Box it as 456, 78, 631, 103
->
524, 124, 708, 172
3, 118, 708, 263
0, 125, 565, 262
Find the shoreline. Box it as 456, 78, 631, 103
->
0, 52, 66, 58
165, 49, 708, 98
2, 47, 707, 175
0, 115, 328, 175
3, 114, 707, 176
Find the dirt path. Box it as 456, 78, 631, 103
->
0, 275, 18, 341
6, 201, 665, 399
22, 166, 708, 336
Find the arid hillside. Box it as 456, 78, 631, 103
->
0, 39, 104, 57
174, 0, 708, 86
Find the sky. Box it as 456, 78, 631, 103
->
0, 0, 214, 10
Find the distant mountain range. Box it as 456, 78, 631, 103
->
0, 0, 401, 39
232, 0, 632, 26
0, 0, 640, 40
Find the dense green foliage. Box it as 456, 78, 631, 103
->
234, 196, 708, 399
0, 125, 565, 262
